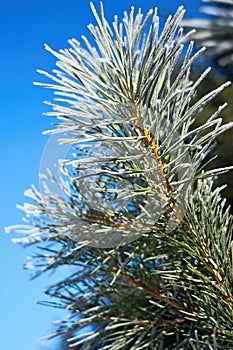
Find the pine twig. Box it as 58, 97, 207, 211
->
109, 265, 186, 312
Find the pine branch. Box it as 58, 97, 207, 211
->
109, 265, 187, 312
5, 2, 233, 349
182, 0, 233, 75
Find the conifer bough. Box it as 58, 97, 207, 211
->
182, 0, 233, 74
6, 3, 233, 349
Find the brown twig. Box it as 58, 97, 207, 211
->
231, 242, 233, 276
140, 127, 172, 193
101, 311, 185, 330
139, 125, 184, 221
154, 318, 185, 329
102, 312, 185, 329
109, 265, 186, 312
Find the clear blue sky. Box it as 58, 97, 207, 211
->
0, 1, 202, 349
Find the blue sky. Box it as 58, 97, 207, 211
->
0, 0, 202, 349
